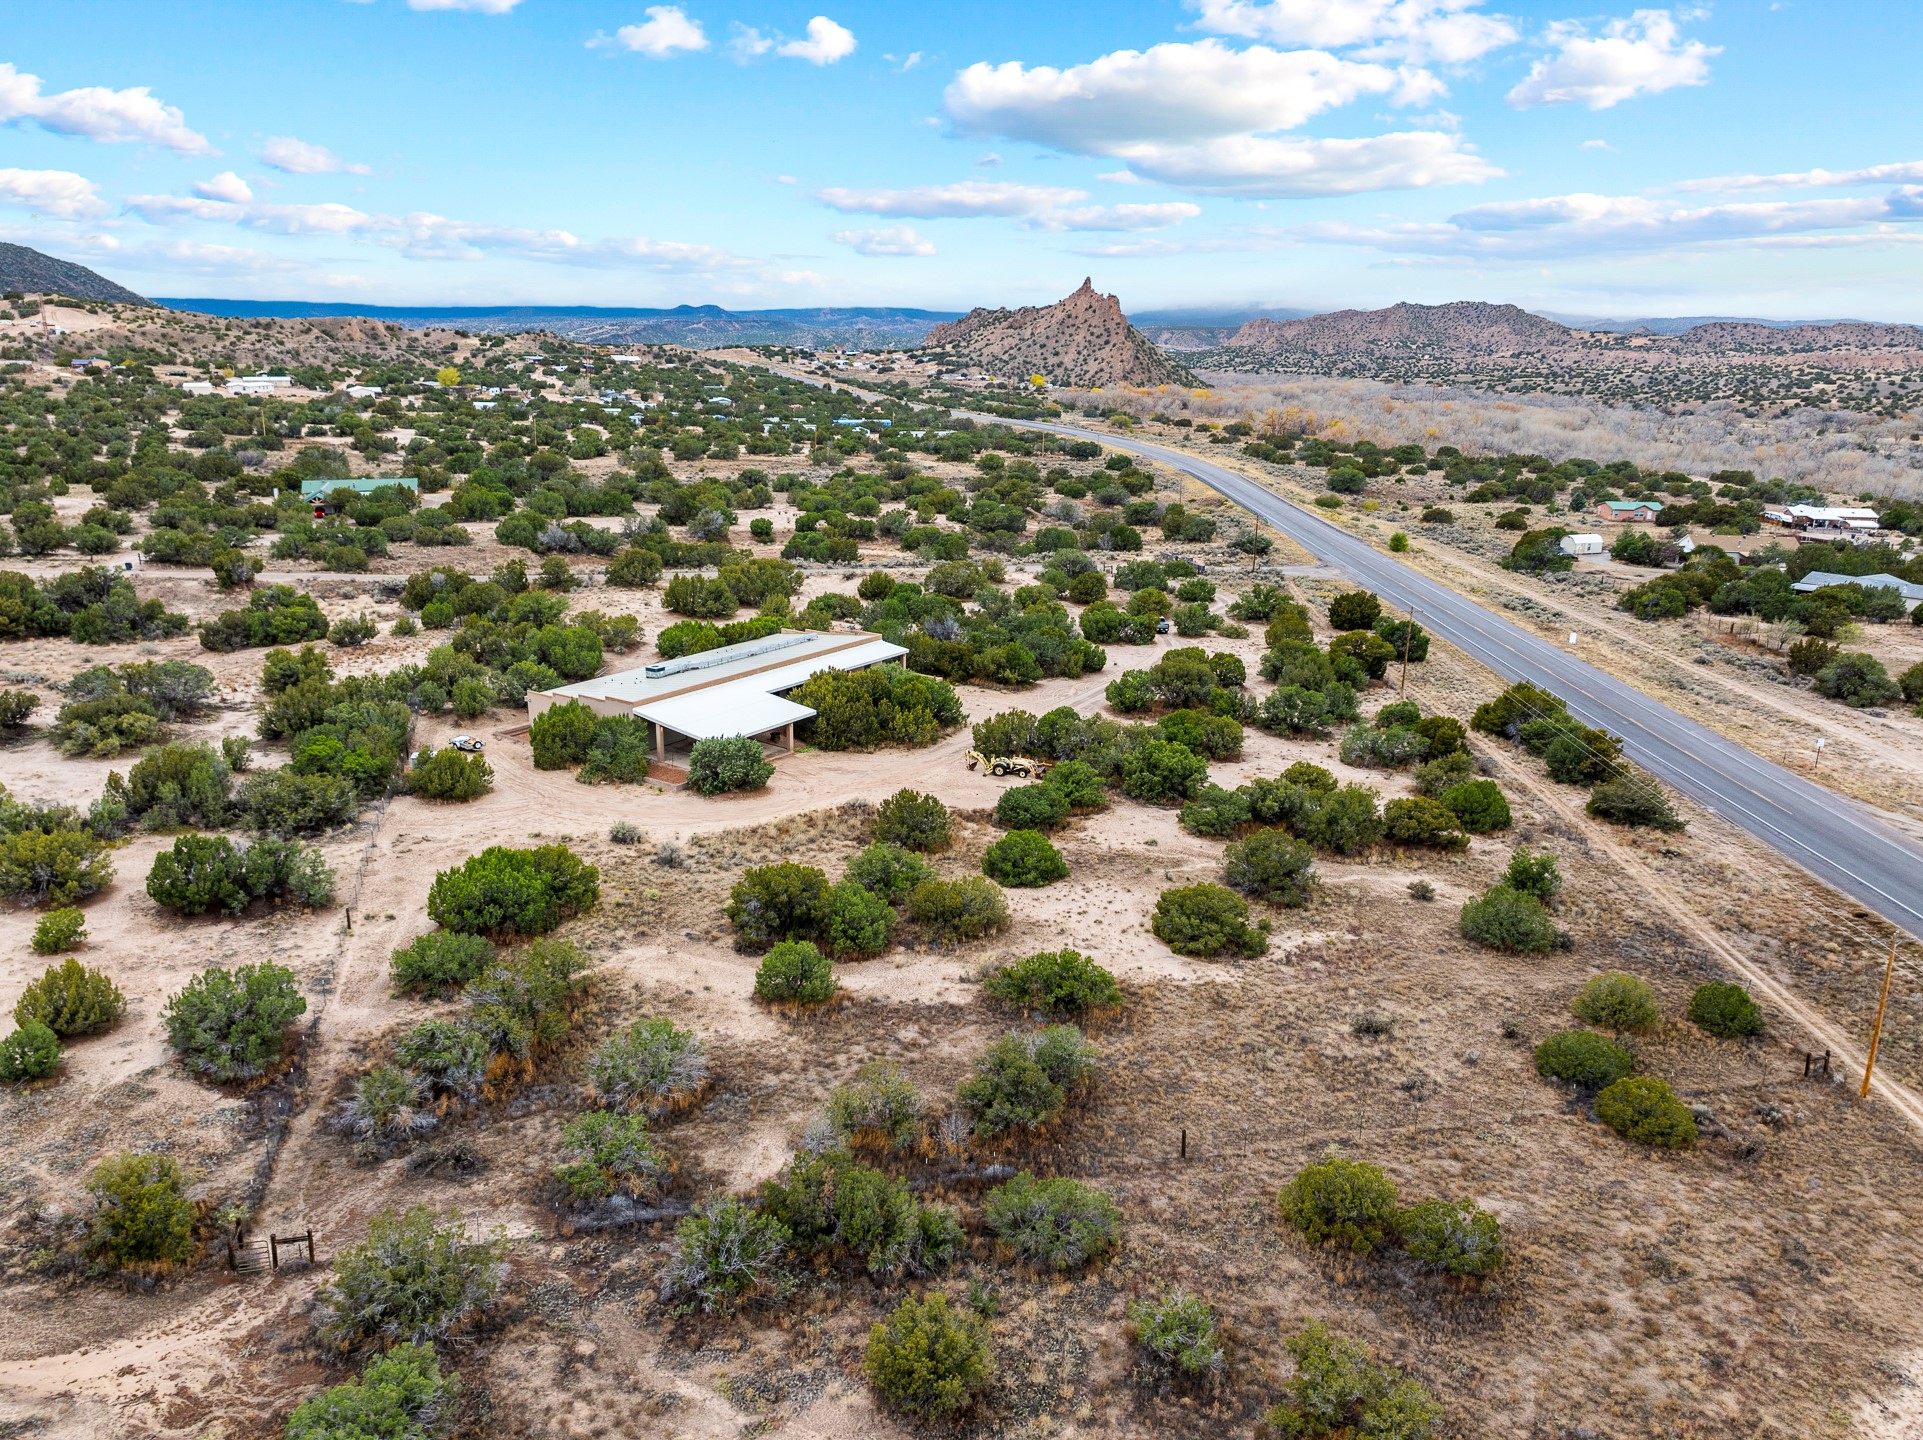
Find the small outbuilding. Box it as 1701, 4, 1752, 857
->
1560, 533, 1605, 557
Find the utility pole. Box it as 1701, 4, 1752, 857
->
1860, 935, 1900, 1098
1398, 607, 1416, 697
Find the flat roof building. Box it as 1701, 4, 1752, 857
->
298, 475, 419, 499
528, 630, 909, 765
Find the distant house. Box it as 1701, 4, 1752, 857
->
345, 384, 382, 398
1784, 504, 1882, 537
180, 380, 215, 396
1560, 533, 1605, 557
1791, 571, 1923, 608
298, 475, 419, 501
227, 375, 290, 395
1597, 499, 1665, 523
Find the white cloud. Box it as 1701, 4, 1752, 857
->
0, 62, 212, 154
816, 180, 1089, 218
259, 135, 372, 175
407, 0, 523, 12
1188, 0, 1518, 63
1675, 160, 1923, 192
884, 51, 924, 71
1295, 186, 1923, 258
1582, 138, 1614, 150
779, 16, 857, 64
1096, 170, 1145, 184
126, 194, 386, 236
1111, 130, 1500, 196
118, 184, 761, 275
594, 7, 709, 57
729, 25, 775, 59
975, 152, 1003, 167
192, 171, 254, 203
1508, 9, 1718, 111
945, 40, 1434, 152
0, 168, 105, 218
832, 225, 936, 256
1028, 202, 1203, 232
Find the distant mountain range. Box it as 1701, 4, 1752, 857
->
1215, 300, 1923, 359
922, 279, 1196, 388
1547, 312, 1874, 336
0, 244, 150, 305
154, 298, 963, 349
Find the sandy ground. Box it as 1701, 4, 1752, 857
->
3, 453, 1923, 1439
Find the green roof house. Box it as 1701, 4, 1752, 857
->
298, 475, 419, 500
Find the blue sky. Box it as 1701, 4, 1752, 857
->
4, 0, 1921, 319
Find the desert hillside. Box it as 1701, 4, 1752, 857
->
922, 279, 1196, 388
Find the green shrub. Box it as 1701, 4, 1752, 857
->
873, 788, 951, 851
1120, 737, 1209, 804
1586, 775, 1686, 831
727, 862, 832, 952
284, 1343, 460, 1440
1688, 980, 1762, 1038
1411, 751, 1476, 798
1595, 1075, 1697, 1148
1293, 783, 1383, 855
958, 1026, 1097, 1135
1278, 1157, 1399, 1253
0, 815, 114, 907
0, 1020, 60, 1082
982, 829, 1069, 887
1535, 1029, 1634, 1089
755, 940, 835, 1004
1267, 1321, 1441, 1440
1151, 883, 1267, 957
996, 783, 1070, 831
30, 908, 93, 962
826, 878, 895, 956
0, 688, 39, 729
1042, 758, 1107, 809
576, 715, 651, 785
1329, 591, 1382, 631
843, 843, 932, 901
1222, 828, 1316, 907
408, 747, 494, 801
1502, 848, 1562, 901
982, 949, 1120, 1014
761, 1151, 962, 1278
426, 844, 599, 936
1128, 1290, 1224, 1378
86, 1153, 194, 1266
864, 1292, 993, 1420
906, 876, 1010, 942
687, 735, 774, 795
335, 1065, 435, 1143
1397, 1197, 1505, 1276
1457, 884, 1555, 954
1440, 779, 1511, 833
534, 703, 599, 769
390, 932, 496, 994
163, 961, 307, 1081
1381, 796, 1468, 850
123, 741, 233, 830
825, 1060, 923, 1149
554, 1110, 666, 1202
238, 767, 360, 836
1571, 971, 1661, 1032
587, 1016, 707, 1112
395, 1020, 491, 1103
14, 957, 124, 1035
1814, 651, 1902, 707
661, 1197, 788, 1312
317, 1206, 509, 1346
982, 1171, 1121, 1270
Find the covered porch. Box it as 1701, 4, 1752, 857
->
631, 688, 815, 767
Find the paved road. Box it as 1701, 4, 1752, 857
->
1020, 419, 1923, 941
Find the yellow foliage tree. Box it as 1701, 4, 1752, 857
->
436, 366, 461, 386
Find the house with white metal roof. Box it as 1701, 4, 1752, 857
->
527, 630, 909, 765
